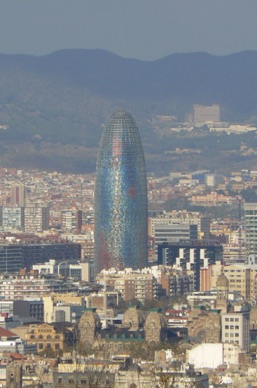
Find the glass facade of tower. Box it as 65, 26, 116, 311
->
94, 111, 148, 274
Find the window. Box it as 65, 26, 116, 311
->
39, 343, 43, 350
225, 325, 229, 329
235, 333, 239, 337
57, 378, 63, 384
55, 344, 60, 350
46, 343, 51, 349
225, 318, 229, 322
68, 379, 74, 384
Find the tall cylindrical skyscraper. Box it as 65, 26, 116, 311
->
94, 111, 148, 274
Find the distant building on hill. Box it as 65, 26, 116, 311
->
190, 104, 220, 124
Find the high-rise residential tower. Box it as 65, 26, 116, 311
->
244, 202, 257, 259
94, 111, 148, 274
11, 184, 26, 206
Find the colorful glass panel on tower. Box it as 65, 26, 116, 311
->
94, 111, 148, 274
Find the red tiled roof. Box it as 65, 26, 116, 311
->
0, 326, 19, 338
10, 353, 26, 360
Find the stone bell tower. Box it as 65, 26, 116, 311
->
215, 272, 229, 313
6, 362, 22, 388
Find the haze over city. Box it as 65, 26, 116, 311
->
1, 1, 257, 387
1, 0, 257, 59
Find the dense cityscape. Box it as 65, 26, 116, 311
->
2, 1, 257, 385
0, 106, 257, 387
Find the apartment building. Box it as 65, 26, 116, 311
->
158, 241, 223, 291
223, 264, 257, 301
244, 202, 257, 258
0, 207, 25, 230
24, 206, 50, 233
96, 270, 158, 303
61, 209, 82, 233
221, 306, 250, 352
0, 273, 78, 300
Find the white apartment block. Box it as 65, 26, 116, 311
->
221, 309, 250, 352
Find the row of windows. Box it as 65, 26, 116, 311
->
229, 279, 243, 283
224, 317, 239, 322
57, 378, 88, 385
31, 334, 60, 339
38, 343, 60, 350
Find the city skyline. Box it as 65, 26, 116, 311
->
94, 111, 148, 274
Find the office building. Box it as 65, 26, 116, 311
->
94, 111, 148, 274
21, 242, 81, 268
158, 241, 223, 291
154, 224, 197, 258
0, 245, 23, 273
0, 242, 81, 273
13, 299, 44, 321
149, 211, 210, 241
192, 104, 220, 124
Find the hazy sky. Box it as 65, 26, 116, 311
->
1, 0, 257, 60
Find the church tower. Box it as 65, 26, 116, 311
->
215, 272, 229, 313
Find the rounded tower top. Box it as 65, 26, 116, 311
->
109, 110, 132, 119
216, 272, 229, 289
105, 110, 137, 130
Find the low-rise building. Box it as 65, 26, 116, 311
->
25, 323, 66, 354
33, 259, 91, 281
44, 294, 85, 324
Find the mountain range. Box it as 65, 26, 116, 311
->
0, 49, 257, 173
